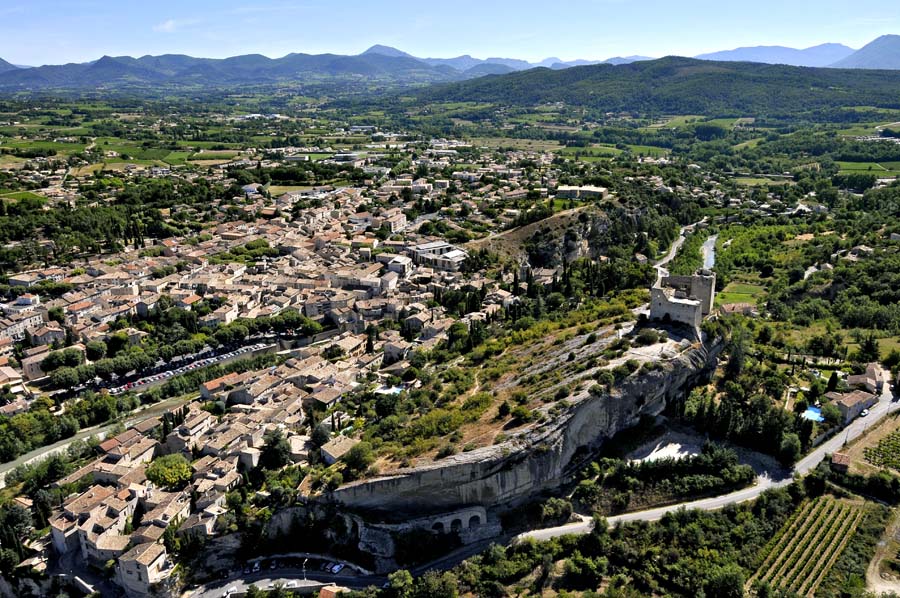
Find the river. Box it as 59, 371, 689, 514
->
701, 234, 718, 269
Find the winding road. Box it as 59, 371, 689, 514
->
518, 367, 898, 542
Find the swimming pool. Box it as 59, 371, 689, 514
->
802, 406, 824, 423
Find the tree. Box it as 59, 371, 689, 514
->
705, 566, 745, 598
826, 371, 839, 392
857, 332, 881, 363
366, 325, 377, 354
779, 433, 802, 465
146, 454, 192, 490
260, 429, 291, 470
344, 441, 374, 477
85, 340, 107, 361
311, 423, 331, 448
48, 306, 65, 324
50, 367, 80, 390
1, 504, 32, 536
725, 326, 748, 378
412, 571, 459, 598
388, 569, 414, 598
821, 403, 842, 427
0, 548, 18, 575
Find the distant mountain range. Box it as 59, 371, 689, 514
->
832, 35, 900, 69
0, 45, 655, 91
361, 46, 651, 72
2, 35, 900, 91
695, 43, 855, 67
0, 58, 19, 74
695, 35, 900, 69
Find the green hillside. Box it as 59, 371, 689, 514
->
416, 56, 900, 116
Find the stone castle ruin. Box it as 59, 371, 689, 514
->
650, 270, 716, 331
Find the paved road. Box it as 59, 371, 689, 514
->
518, 368, 899, 542
0, 392, 194, 488
189, 571, 382, 598
0, 341, 280, 488
653, 218, 707, 284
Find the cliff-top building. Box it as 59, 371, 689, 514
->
649, 270, 716, 331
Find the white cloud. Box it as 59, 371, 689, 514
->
153, 19, 200, 33
153, 19, 179, 33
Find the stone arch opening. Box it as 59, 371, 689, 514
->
450, 518, 463, 532
432, 522, 445, 534
468, 515, 481, 528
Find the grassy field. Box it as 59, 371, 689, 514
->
835, 161, 900, 175
735, 137, 764, 150
162, 151, 192, 165
648, 115, 704, 129
0, 154, 26, 167
626, 144, 670, 156
470, 137, 561, 152
0, 190, 45, 201
750, 496, 867, 597
716, 282, 767, 306
268, 185, 315, 195
734, 176, 791, 186
784, 319, 900, 357
1, 139, 86, 155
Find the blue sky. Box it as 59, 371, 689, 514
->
0, 0, 897, 65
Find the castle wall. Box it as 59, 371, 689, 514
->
649, 288, 702, 329
661, 273, 715, 316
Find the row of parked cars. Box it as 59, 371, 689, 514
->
221, 556, 348, 580
109, 343, 269, 395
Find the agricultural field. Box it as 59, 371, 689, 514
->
750, 496, 867, 597
645, 115, 704, 129
267, 185, 315, 195
735, 137, 764, 149
470, 137, 561, 152
162, 151, 192, 165
733, 176, 792, 186
626, 144, 670, 156
0, 190, 45, 201
864, 427, 900, 471
715, 282, 767, 306
835, 161, 900, 175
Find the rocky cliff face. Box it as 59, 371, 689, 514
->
328, 336, 724, 515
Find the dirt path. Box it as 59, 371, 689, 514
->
867, 507, 900, 595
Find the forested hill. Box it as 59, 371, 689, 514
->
415, 56, 900, 116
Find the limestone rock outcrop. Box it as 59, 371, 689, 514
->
329, 336, 724, 515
